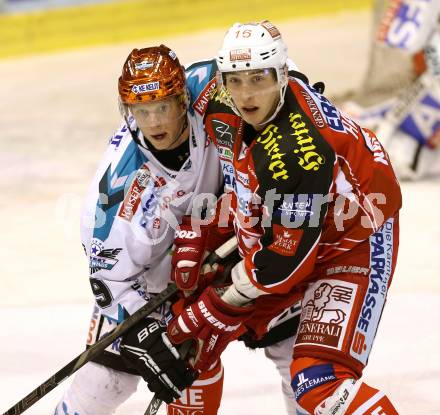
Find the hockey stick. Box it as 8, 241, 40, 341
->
144, 237, 240, 415
1, 237, 238, 415
1, 283, 178, 415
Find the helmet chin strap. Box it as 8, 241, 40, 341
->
255, 94, 282, 128
255, 69, 288, 128
124, 115, 143, 146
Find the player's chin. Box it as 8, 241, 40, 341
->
244, 113, 268, 128
240, 108, 264, 126
148, 133, 171, 149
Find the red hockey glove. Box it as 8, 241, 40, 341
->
167, 286, 253, 372
172, 216, 231, 295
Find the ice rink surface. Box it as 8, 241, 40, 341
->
0, 10, 439, 414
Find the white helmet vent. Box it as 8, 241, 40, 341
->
260, 48, 277, 60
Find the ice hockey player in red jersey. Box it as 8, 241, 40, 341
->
168, 21, 403, 414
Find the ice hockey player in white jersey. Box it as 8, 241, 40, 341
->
342, 0, 440, 180
52, 45, 227, 415
52, 44, 302, 415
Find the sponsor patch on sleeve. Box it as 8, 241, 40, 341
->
118, 166, 151, 222
268, 224, 303, 256
291, 364, 336, 401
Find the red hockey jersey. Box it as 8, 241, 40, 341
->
204, 75, 402, 296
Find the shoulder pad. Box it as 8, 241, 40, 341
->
288, 71, 325, 94
288, 70, 309, 85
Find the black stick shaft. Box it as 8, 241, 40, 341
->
2, 237, 238, 415
2, 283, 178, 415
143, 238, 238, 415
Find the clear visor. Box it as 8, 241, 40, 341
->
126, 95, 186, 126
222, 68, 279, 96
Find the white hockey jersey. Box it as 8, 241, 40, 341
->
80, 98, 222, 365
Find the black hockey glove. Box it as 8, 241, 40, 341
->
120, 317, 197, 403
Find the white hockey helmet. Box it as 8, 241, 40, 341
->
216, 20, 289, 123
